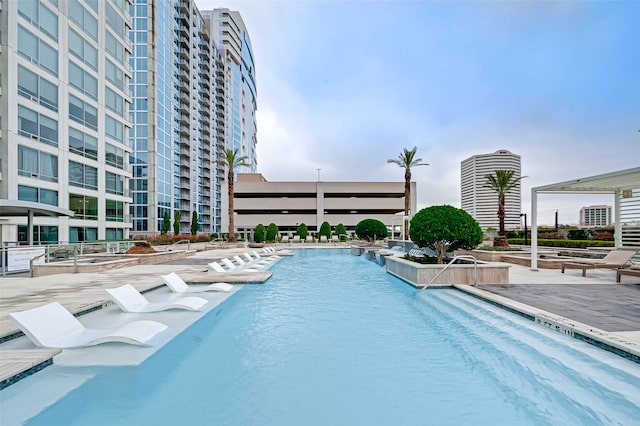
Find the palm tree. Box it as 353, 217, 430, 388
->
387, 146, 428, 239
216, 148, 249, 242
484, 170, 525, 241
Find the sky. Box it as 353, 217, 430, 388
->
195, 0, 640, 226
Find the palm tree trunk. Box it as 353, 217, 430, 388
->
498, 193, 506, 236
228, 170, 236, 242
404, 169, 411, 239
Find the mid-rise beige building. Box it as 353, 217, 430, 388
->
226, 174, 416, 237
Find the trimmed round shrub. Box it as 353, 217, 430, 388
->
254, 224, 266, 243
335, 223, 347, 239
296, 223, 308, 239
266, 223, 279, 242
410, 205, 483, 263
355, 219, 388, 243
319, 221, 331, 240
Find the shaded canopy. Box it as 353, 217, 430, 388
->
530, 167, 640, 269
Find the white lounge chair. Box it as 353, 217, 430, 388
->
331, 235, 340, 243
242, 253, 272, 267
561, 249, 638, 277
281, 235, 290, 243
9, 302, 168, 348
305, 236, 314, 243
292, 235, 301, 243
221, 258, 260, 272
320, 235, 328, 243
161, 272, 234, 293
232, 255, 268, 270
252, 251, 278, 262
106, 284, 207, 313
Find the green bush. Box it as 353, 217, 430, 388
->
507, 238, 614, 248
173, 211, 181, 235
190, 211, 199, 235
296, 223, 308, 239
567, 229, 590, 240
410, 205, 483, 263
319, 221, 331, 239
266, 223, 279, 241
254, 224, 266, 243
335, 223, 347, 239
161, 212, 170, 235
355, 219, 387, 243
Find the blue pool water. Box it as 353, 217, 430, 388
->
6, 249, 640, 425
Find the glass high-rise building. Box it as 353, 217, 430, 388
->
0, 0, 132, 244
129, 0, 224, 235
202, 8, 257, 173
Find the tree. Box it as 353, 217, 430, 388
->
254, 224, 266, 243
173, 211, 181, 235
355, 219, 388, 244
387, 146, 428, 240
266, 223, 279, 242
335, 223, 347, 240
410, 205, 483, 264
484, 170, 525, 243
296, 223, 308, 239
161, 212, 170, 235
319, 221, 331, 240
190, 211, 199, 235
215, 148, 250, 242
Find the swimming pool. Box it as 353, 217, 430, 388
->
4, 249, 640, 425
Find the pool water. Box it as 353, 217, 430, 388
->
6, 249, 640, 425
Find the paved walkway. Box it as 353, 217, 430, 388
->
0, 244, 638, 390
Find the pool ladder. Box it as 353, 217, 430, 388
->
419, 255, 478, 291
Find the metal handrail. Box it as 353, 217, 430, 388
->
419, 255, 478, 290
167, 239, 191, 251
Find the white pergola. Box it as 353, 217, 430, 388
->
530, 167, 640, 270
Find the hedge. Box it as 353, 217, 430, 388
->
507, 238, 614, 248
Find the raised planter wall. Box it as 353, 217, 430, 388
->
32, 250, 195, 277
385, 256, 510, 287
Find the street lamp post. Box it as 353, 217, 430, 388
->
520, 213, 528, 246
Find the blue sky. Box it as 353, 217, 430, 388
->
196, 0, 640, 226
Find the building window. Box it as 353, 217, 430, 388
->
105, 30, 124, 63
17, 65, 58, 112
18, 145, 58, 182
105, 87, 124, 115
105, 171, 124, 195
105, 2, 126, 39
17, 225, 59, 244
69, 226, 98, 243
69, 127, 98, 160
106, 199, 125, 222
18, 185, 58, 206
18, 105, 58, 147
69, 28, 98, 70
69, 194, 98, 220
18, 0, 58, 41
69, 95, 98, 130
105, 59, 125, 91
18, 25, 58, 77
105, 143, 125, 169
69, 160, 98, 190
105, 227, 124, 240
69, 61, 98, 100
68, 0, 98, 41
105, 115, 124, 143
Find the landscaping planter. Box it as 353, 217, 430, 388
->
385, 256, 510, 287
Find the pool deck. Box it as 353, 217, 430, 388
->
1, 243, 639, 390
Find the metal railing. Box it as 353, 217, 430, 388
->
419, 255, 478, 291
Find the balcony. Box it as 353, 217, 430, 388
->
177, 58, 189, 72
178, 113, 189, 125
